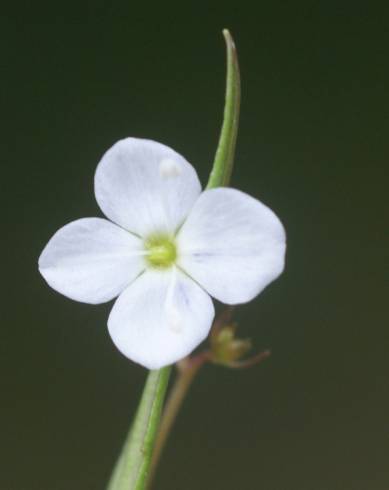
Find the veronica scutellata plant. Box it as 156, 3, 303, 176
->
38, 30, 286, 490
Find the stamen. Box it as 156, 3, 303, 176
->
167, 306, 182, 333
165, 267, 182, 333
159, 158, 182, 178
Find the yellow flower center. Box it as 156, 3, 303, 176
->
145, 235, 177, 269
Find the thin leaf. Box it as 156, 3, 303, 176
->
107, 367, 171, 490
206, 29, 241, 189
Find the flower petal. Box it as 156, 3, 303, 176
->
177, 188, 286, 304
39, 218, 145, 304
108, 268, 214, 369
94, 138, 202, 237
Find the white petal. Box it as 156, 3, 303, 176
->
177, 188, 286, 304
39, 218, 145, 304
94, 138, 201, 237
108, 268, 214, 369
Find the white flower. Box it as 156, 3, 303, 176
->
39, 138, 286, 369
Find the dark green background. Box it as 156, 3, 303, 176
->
2, 4, 388, 490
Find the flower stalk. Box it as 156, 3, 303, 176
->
147, 310, 270, 488
146, 353, 211, 489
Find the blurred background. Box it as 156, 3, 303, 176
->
2, 3, 388, 489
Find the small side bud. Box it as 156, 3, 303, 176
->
210, 324, 252, 365
209, 309, 271, 369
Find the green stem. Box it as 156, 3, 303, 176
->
107, 367, 171, 490
206, 29, 241, 189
